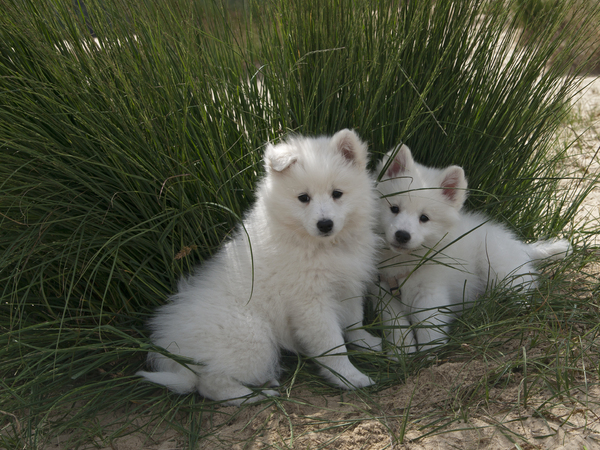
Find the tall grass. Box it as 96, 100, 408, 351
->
514, 0, 600, 74
1, 0, 598, 447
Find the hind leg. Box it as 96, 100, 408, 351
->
197, 373, 280, 406
489, 256, 538, 293
482, 235, 541, 292
188, 307, 282, 405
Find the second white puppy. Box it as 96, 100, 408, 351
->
137, 129, 381, 405
375, 144, 569, 353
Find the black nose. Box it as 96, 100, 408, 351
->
395, 230, 411, 244
317, 219, 334, 234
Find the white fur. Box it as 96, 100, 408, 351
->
137, 129, 381, 405
374, 144, 570, 354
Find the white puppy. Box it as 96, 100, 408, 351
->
374, 144, 569, 353
137, 129, 381, 405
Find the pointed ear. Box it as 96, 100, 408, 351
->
384, 144, 414, 178
331, 129, 368, 169
264, 142, 298, 172
439, 165, 467, 207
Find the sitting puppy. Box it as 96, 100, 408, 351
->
374, 144, 569, 353
137, 129, 382, 405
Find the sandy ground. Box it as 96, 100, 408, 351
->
45, 78, 600, 450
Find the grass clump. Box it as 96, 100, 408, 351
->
1, 0, 599, 447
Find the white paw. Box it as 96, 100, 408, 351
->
345, 371, 375, 389
384, 327, 417, 359
326, 368, 374, 390
350, 333, 383, 352
261, 389, 280, 398
386, 343, 417, 361
235, 388, 280, 405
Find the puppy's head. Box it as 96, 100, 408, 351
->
263, 129, 373, 241
376, 144, 467, 252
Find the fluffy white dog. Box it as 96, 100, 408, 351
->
374, 144, 569, 353
137, 129, 381, 405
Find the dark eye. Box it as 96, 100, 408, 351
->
298, 194, 310, 203
332, 190, 343, 199
390, 205, 400, 214
420, 214, 429, 223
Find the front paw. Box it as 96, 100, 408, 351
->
347, 329, 382, 352
238, 389, 280, 405
346, 371, 375, 389
386, 328, 417, 360
323, 366, 374, 390
357, 338, 382, 353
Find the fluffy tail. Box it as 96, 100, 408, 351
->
527, 238, 571, 262
136, 369, 198, 394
